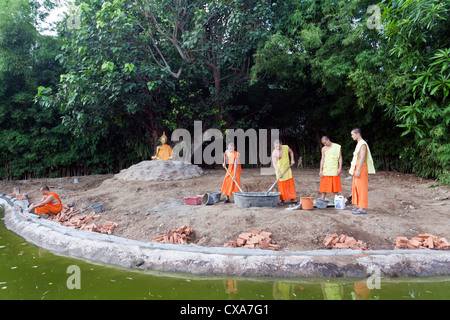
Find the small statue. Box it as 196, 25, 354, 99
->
151, 131, 173, 161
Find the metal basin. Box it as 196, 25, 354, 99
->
233, 192, 280, 208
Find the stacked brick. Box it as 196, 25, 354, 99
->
323, 233, 367, 250
224, 230, 278, 250
153, 225, 194, 245
395, 234, 449, 250
47, 205, 118, 234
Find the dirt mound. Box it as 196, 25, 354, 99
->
114, 160, 203, 181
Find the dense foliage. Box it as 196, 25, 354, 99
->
1, 0, 448, 183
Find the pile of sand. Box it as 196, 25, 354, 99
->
114, 160, 203, 181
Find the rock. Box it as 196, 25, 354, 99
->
114, 160, 203, 181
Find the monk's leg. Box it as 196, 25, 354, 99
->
278, 178, 296, 203
352, 166, 368, 212
319, 176, 331, 200
35, 205, 50, 214
221, 175, 232, 202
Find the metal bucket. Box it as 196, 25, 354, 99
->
202, 192, 221, 205
233, 192, 280, 208
315, 198, 329, 209
90, 202, 103, 213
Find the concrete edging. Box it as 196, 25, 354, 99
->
1, 194, 449, 278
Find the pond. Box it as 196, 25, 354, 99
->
1, 207, 449, 300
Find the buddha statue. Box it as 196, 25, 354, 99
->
151, 131, 173, 161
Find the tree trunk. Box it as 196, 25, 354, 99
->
205, 61, 223, 123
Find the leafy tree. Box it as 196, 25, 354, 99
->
251, 0, 405, 168
382, 0, 450, 183
37, 0, 275, 159
0, 0, 138, 179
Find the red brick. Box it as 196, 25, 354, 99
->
408, 239, 421, 248
425, 237, 434, 249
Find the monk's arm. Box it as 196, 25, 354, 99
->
222, 152, 227, 168
28, 195, 54, 212
319, 147, 325, 176
272, 152, 281, 176
37, 195, 55, 206
288, 147, 295, 165
337, 149, 343, 175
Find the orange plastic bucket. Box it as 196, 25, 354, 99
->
301, 197, 314, 210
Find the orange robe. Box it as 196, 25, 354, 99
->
278, 178, 296, 201
320, 143, 342, 193
221, 151, 242, 196
352, 163, 368, 209
276, 145, 296, 201
35, 192, 62, 215
156, 144, 173, 161
319, 176, 342, 193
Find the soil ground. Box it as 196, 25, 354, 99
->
1, 167, 449, 251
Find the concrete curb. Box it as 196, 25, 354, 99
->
1, 194, 449, 278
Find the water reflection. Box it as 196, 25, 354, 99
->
1, 211, 449, 300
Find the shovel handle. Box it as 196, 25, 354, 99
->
224, 167, 243, 193
266, 165, 292, 195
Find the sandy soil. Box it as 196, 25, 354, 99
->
1, 167, 449, 251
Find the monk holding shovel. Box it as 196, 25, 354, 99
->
272, 140, 297, 205
221, 143, 242, 203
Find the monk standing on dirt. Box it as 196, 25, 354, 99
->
349, 128, 376, 214
319, 136, 343, 200
28, 185, 62, 216
272, 140, 296, 205
221, 143, 242, 203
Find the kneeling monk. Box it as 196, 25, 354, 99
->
28, 185, 62, 215
221, 143, 242, 203
272, 140, 296, 205
319, 136, 343, 200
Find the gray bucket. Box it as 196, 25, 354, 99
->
90, 202, 103, 213
315, 198, 329, 209
202, 192, 221, 205
233, 192, 280, 208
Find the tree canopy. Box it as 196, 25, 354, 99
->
1, 0, 448, 184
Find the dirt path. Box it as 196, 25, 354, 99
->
1, 167, 448, 251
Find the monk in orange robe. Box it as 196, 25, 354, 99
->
151, 131, 173, 161
319, 136, 343, 200
272, 140, 296, 205
28, 185, 62, 216
221, 143, 242, 203
349, 128, 376, 214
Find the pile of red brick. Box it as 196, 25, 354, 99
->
323, 233, 367, 250
153, 225, 194, 245
224, 230, 278, 250
395, 234, 449, 250
47, 206, 118, 235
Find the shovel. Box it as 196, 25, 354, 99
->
265, 165, 292, 195
224, 167, 244, 193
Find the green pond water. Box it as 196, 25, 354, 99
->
1, 208, 449, 300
